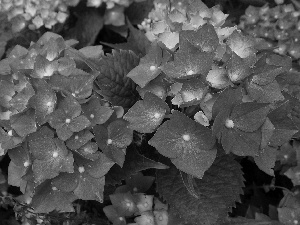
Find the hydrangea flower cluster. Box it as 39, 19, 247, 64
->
138, 0, 230, 49
239, 2, 300, 63
0, 0, 72, 32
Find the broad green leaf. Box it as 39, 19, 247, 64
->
156, 155, 244, 225
103, 19, 151, 56
149, 110, 216, 178
116, 173, 155, 194
94, 50, 140, 109
31, 179, 77, 213
123, 92, 169, 133
253, 146, 278, 176
123, 146, 169, 175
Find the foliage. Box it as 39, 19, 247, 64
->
1, 0, 300, 225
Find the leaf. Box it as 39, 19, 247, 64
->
123, 92, 169, 133
179, 24, 219, 53
31, 179, 77, 213
94, 50, 140, 109
156, 154, 244, 225
122, 147, 169, 176
116, 173, 155, 194
104, 19, 151, 56
149, 110, 216, 178
162, 50, 214, 78
247, 80, 285, 103
254, 146, 278, 176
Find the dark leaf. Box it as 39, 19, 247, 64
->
94, 50, 140, 109
122, 147, 169, 176
156, 155, 244, 225
103, 19, 151, 56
